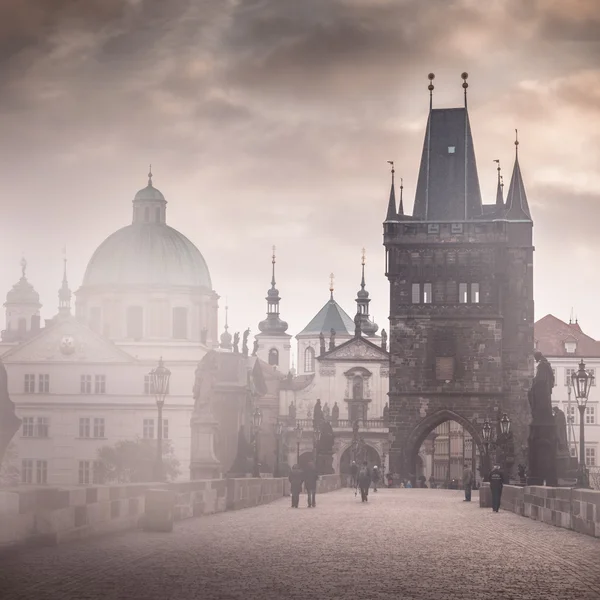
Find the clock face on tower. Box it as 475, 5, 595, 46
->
60, 335, 75, 355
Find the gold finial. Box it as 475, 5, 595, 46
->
148, 164, 153, 186
514, 129, 519, 155
428, 73, 435, 110
329, 273, 335, 298
361, 248, 366, 266
272, 245, 276, 264
20, 256, 27, 278
462, 72, 469, 107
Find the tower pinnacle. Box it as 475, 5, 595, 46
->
385, 161, 398, 221
57, 247, 72, 318
354, 249, 378, 336
258, 248, 288, 335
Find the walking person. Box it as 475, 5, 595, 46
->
288, 464, 303, 508
357, 461, 371, 502
371, 465, 380, 492
462, 462, 473, 502
350, 461, 358, 488
489, 464, 505, 512
303, 460, 319, 508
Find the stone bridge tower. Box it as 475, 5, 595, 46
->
383, 75, 534, 482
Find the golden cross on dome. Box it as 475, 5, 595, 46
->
361, 248, 366, 266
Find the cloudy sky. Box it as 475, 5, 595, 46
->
1, 0, 600, 351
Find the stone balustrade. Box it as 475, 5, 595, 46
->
479, 483, 600, 538
0, 474, 341, 552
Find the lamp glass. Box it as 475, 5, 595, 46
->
482, 420, 492, 442
500, 413, 511, 436
149, 357, 171, 400
253, 408, 263, 428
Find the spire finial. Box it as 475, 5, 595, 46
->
493, 160, 504, 208
360, 248, 366, 289
428, 73, 435, 110
387, 160, 395, 185
329, 273, 335, 299
461, 72, 469, 107
514, 129, 519, 157
399, 177, 404, 215
148, 164, 153, 186
271, 245, 276, 288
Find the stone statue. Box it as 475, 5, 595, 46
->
383, 402, 389, 421
289, 401, 296, 420
329, 328, 336, 351
528, 351, 555, 424
552, 406, 569, 452
323, 402, 330, 420
0, 359, 21, 466
381, 329, 387, 352
313, 399, 324, 428
242, 328, 250, 357
192, 351, 218, 412
233, 332, 240, 354
332, 402, 339, 424
354, 313, 362, 338
319, 332, 326, 356
228, 425, 253, 476
251, 339, 259, 357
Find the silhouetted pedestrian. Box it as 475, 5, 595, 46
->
350, 461, 358, 488
489, 464, 505, 512
357, 461, 371, 502
372, 465, 380, 492
303, 461, 319, 508
288, 464, 303, 508
462, 462, 473, 502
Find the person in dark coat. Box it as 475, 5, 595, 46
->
288, 464, 304, 508
303, 461, 319, 508
357, 461, 372, 502
462, 462, 473, 502
489, 464, 505, 512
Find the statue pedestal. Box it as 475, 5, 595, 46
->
527, 423, 557, 487
317, 452, 334, 475
190, 407, 222, 480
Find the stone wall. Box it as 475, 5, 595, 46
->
0, 475, 340, 552
479, 483, 600, 538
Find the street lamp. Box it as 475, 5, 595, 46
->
571, 360, 594, 487
274, 421, 284, 478
294, 424, 303, 464
482, 420, 492, 481
149, 357, 171, 482
252, 407, 263, 478
499, 413, 511, 436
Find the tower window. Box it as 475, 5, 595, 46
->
459, 283, 468, 304
304, 347, 315, 373
126, 306, 144, 340
423, 283, 432, 304
144, 207, 150, 222
172, 307, 188, 339
268, 348, 279, 366
412, 283, 420, 304
448, 146, 456, 154
155, 207, 161, 223
471, 283, 480, 303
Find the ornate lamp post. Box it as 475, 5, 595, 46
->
252, 407, 263, 478
149, 357, 171, 482
482, 420, 492, 482
274, 421, 283, 477
295, 423, 303, 464
500, 413, 511, 436
313, 423, 321, 465
571, 360, 594, 488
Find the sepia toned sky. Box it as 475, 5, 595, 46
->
1, 0, 600, 350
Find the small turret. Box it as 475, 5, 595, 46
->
57, 250, 72, 318
354, 249, 378, 337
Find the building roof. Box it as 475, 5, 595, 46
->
412, 108, 483, 221
297, 296, 355, 337
534, 314, 600, 358
504, 155, 532, 221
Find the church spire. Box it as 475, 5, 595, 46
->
57, 247, 72, 317
354, 249, 378, 337
258, 246, 288, 335
220, 300, 232, 350
494, 159, 504, 208
504, 130, 532, 221
398, 177, 404, 216
385, 161, 397, 221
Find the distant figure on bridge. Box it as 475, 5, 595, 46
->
462, 462, 473, 502
288, 464, 304, 508
350, 461, 358, 488
489, 464, 505, 512
371, 465, 380, 492
332, 402, 339, 425
303, 461, 319, 508
357, 461, 371, 502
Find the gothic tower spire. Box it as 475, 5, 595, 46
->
385, 161, 398, 221
504, 130, 532, 221
58, 247, 72, 318
258, 246, 288, 335
494, 159, 504, 209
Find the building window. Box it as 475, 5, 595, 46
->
36, 417, 49, 438
172, 307, 188, 339
459, 283, 468, 304
126, 306, 144, 340
93, 418, 105, 438
352, 375, 364, 400
143, 419, 155, 439
79, 417, 91, 439
78, 461, 91, 485
566, 368, 576, 387
586, 406, 595, 425
81, 375, 92, 394
22, 417, 35, 437
38, 374, 50, 393
586, 447, 596, 467
24, 374, 35, 393
589, 368, 596, 386
92, 461, 104, 484
470, 283, 480, 303
36, 460, 48, 484
570, 446, 577, 458
155, 207, 161, 222
304, 347, 315, 373
448, 146, 456, 154
21, 459, 33, 484
268, 348, 279, 366
423, 283, 432, 304
411, 283, 420, 304
564, 340, 577, 354
567, 404, 576, 424
94, 375, 106, 394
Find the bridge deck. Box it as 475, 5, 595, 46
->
1, 489, 599, 600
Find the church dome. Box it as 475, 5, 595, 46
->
6, 277, 40, 305
82, 223, 212, 289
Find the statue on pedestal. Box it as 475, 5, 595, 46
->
289, 401, 296, 420
527, 351, 558, 486
319, 333, 326, 356
332, 402, 339, 424
383, 402, 389, 422
233, 332, 240, 354
381, 329, 388, 352
329, 328, 336, 351
242, 328, 250, 357
323, 402, 330, 420
553, 406, 572, 479
313, 399, 324, 429
251, 339, 259, 357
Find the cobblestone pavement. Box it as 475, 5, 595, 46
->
1, 489, 600, 600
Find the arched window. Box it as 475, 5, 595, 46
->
268, 348, 279, 366
126, 306, 144, 340
144, 207, 150, 222
172, 307, 188, 339
155, 207, 161, 223
304, 347, 315, 373
352, 375, 364, 399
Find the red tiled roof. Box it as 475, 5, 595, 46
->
534, 314, 600, 357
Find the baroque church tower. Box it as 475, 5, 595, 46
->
383, 74, 533, 482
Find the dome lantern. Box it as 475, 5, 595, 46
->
132, 166, 167, 225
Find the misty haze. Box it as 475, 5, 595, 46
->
0, 1, 599, 599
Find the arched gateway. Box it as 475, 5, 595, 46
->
383, 83, 534, 483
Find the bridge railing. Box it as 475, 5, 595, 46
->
289, 418, 387, 430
